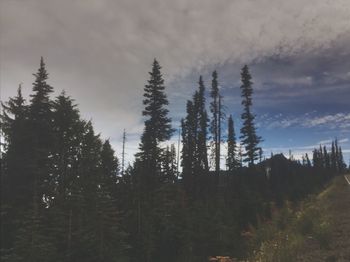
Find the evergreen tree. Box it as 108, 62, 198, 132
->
305, 153, 312, 168
259, 148, 263, 163
181, 76, 209, 177
161, 144, 177, 183
95, 140, 128, 262
28, 57, 54, 205
323, 146, 331, 170
338, 146, 345, 173
239, 65, 262, 166
226, 115, 239, 171
210, 71, 222, 174
331, 141, 337, 172
1, 85, 31, 251
195, 76, 209, 174
4, 58, 58, 262
181, 101, 196, 181
101, 140, 119, 190
50, 92, 85, 261
51, 92, 84, 199
137, 59, 173, 185
1, 85, 29, 204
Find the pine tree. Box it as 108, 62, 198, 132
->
5, 58, 58, 262
305, 153, 312, 168
1, 85, 31, 252
338, 146, 345, 173
121, 129, 126, 176
181, 101, 196, 177
161, 144, 177, 183
30, 57, 54, 149
101, 140, 119, 190
181, 76, 209, 177
51, 92, 84, 199
50, 91, 85, 261
323, 146, 330, 170
239, 65, 262, 166
226, 115, 239, 171
1, 85, 29, 203
29, 57, 55, 205
137, 59, 173, 185
331, 141, 337, 172
95, 140, 128, 262
195, 76, 209, 174
210, 71, 222, 175
259, 148, 263, 163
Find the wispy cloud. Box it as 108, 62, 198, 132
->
260, 112, 350, 131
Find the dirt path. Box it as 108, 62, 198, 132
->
298, 175, 350, 262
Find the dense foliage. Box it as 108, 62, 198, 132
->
1, 59, 347, 262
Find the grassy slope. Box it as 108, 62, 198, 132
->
249, 175, 350, 262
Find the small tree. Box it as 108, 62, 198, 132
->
226, 115, 239, 171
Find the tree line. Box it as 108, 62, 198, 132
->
1, 58, 347, 261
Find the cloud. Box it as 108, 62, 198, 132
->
260, 113, 350, 131
1, 0, 350, 163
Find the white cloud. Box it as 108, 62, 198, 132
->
1, 0, 350, 162
262, 113, 350, 131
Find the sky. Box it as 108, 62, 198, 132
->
1, 0, 350, 166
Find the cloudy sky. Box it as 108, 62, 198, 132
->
1, 0, 350, 165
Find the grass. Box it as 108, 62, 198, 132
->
248, 178, 339, 261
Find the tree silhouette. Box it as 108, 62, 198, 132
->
239, 65, 262, 166
226, 115, 239, 171
137, 59, 173, 186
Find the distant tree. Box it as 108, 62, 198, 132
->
181, 76, 209, 177
323, 146, 331, 170
338, 146, 345, 173
331, 141, 337, 172
239, 65, 262, 166
101, 139, 119, 189
259, 148, 263, 163
161, 144, 177, 183
121, 129, 127, 176
305, 153, 312, 168
226, 115, 239, 171
181, 101, 196, 177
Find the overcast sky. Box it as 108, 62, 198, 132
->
1, 0, 350, 165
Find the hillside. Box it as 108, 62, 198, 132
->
297, 175, 350, 261
250, 175, 350, 262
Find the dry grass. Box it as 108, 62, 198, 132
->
249, 175, 350, 262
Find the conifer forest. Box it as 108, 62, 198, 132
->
1, 58, 348, 262
1, 1, 350, 261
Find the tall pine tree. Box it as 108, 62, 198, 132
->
195, 76, 209, 174
239, 65, 261, 166
210, 71, 222, 175
137, 59, 173, 185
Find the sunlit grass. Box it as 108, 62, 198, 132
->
248, 176, 343, 261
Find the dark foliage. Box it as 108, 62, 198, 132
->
1, 58, 346, 262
